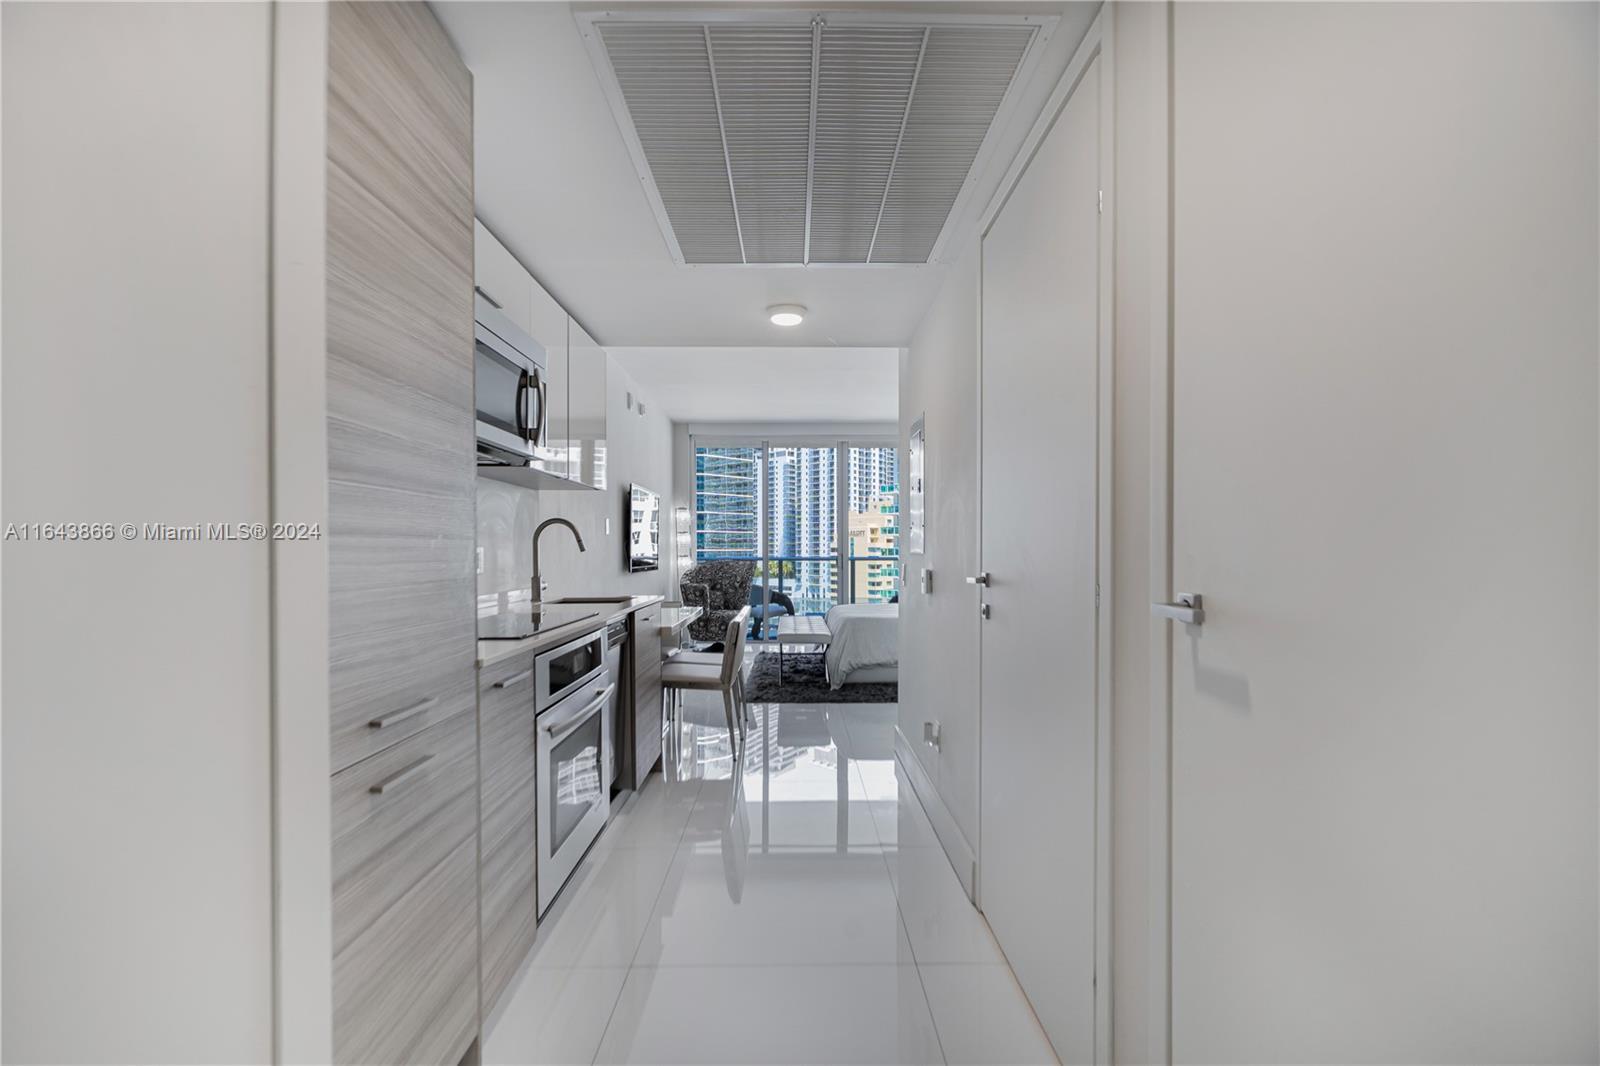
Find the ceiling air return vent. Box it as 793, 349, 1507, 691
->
579, 11, 1052, 266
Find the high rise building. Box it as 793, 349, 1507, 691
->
848, 485, 900, 604
695, 444, 900, 615
694, 447, 759, 559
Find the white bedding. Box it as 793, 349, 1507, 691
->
823, 604, 899, 689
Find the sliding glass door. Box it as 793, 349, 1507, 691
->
692, 437, 898, 641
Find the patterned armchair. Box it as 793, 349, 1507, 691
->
679, 560, 756, 643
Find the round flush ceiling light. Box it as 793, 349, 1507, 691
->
767, 304, 806, 327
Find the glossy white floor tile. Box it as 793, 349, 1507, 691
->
525, 845, 678, 969
594, 964, 944, 1065
918, 965, 1059, 1065
487, 692, 1058, 1065
593, 770, 703, 851
635, 845, 915, 967
483, 966, 628, 1066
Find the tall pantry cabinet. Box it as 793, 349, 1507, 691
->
325, 3, 479, 1064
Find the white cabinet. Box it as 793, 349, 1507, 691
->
566, 318, 608, 490
528, 277, 569, 481
472, 220, 532, 334
473, 215, 607, 491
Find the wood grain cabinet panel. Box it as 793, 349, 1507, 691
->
331, 710, 477, 953
478, 654, 539, 1017
332, 835, 478, 1066
326, 2, 476, 1063
631, 607, 664, 789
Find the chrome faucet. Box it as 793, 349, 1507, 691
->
531, 517, 585, 609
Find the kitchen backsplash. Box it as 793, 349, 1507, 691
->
476, 357, 676, 606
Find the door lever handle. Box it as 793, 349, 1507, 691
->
966, 572, 991, 586
1152, 593, 1204, 626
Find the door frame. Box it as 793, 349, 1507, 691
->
1144, 6, 1174, 1063
974, 10, 1115, 1063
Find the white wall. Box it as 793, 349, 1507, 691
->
898, 250, 983, 865
1, 3, 275, 1061
478, 357, 676, 602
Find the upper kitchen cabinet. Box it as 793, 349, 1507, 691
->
566, 317, 608, 490
473, 217, 607, 491
472, 220, 532, 335
475, 221, 571, 487
528, 276, 569, 482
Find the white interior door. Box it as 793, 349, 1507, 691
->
1167, 6, 1598, 1062
979, 55, 1101, 1063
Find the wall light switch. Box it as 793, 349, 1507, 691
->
604, 518, 611, 535
923, 721, 942, 751
919, 568, 933, 595
476, 546, 484, 575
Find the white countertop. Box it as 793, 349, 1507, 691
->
658, 605, 703, 637
476, 595, 667, 667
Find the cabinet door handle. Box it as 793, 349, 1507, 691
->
474, 284, 503, 310
368, 696, 435, 730
493, 668, 533, 690
369, 754, 435, 797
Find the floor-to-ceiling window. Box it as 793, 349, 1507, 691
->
692, 437, 898, 639
845, 445, 899, 605
765, 445, 838, 619
693, 446, 761, 560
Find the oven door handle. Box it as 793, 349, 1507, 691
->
542, 683, 616, 744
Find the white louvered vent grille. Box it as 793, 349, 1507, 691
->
590, 15, 1040, 265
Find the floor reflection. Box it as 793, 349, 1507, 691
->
668, 697, 895, 855
483, 690, 1059, 1065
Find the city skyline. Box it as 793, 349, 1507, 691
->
693, 444, 899, 618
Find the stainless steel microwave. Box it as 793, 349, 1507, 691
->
475, 292, 548, 467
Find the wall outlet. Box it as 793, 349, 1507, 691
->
476, 546, 484, 575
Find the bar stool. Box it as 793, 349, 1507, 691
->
661, 607, 750, 741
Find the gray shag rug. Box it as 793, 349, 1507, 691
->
745, 650, 898, 704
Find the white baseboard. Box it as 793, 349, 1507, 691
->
894, 726, 978, 901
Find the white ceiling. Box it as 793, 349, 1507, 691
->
433, 0, 1098, 349
609, 346, 899, 422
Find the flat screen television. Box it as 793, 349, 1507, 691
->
627, 484, 661, 573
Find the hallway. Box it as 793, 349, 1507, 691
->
484, 699, 1057, 1065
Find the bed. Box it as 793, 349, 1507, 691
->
823, 603, 899, 689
